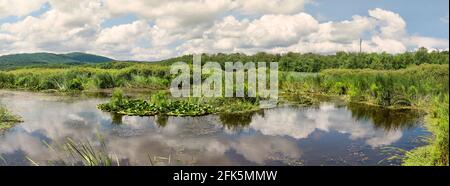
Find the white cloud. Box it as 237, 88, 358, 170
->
0, 0, 106, 54
95, 20, 151, 58
0, 1, 448, 60
245, 13, 319, 48
408, 36, 449, 50
326, 15, 374, 43
178, 8, 448, 56
238, 0, 311, 15
368, 8, 407, 39
104, 0, 311, 26
106, 0, 233, 31
369, 36, 407, 53
0, 0, 46, 18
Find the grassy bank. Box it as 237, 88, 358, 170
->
280, 65, 449, 166
281, 64, 449, 108
0, 63, 170, 91
402, 95, 449, 166
0, 105, 22, 131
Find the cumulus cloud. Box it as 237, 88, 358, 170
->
368, 8, 407, 39
0, 1, 448, 60
246, 13, 319, 48
0, 0, 46, 18
94, 20, 152, 59
106, 0, 233, 34
408, 36, 449, 50
0, 0, 106, 54
238, 0, 311, 15
179, 8, 448, 56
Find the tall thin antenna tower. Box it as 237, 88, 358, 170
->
359, 38, 362, 53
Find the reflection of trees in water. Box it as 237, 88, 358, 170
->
347, 103, 423, 131
155, 115, 168, 127
219, 110, 265, 131
110, 113, 123, 125
110, 113, 168, 127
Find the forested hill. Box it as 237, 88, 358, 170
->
0, 52, 114, 70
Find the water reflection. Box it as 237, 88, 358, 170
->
347, 103, 423, 131
0, 90, 427, 166
218, 111, 265, 131
155, 115, 169, 127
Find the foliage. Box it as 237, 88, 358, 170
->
156, 48, 449, 72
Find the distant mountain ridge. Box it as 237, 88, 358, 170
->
0, 52, 115, 69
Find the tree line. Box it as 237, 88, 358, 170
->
156, 47, 449, 72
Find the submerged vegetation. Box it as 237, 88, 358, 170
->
0, 105, 22, 131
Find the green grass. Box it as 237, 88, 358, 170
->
282, 64, 449, 108
402, 95, 449, 166
281, 65, 449, 166
0, 63, 170, 91
0, 105, 22, 131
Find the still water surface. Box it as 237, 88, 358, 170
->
0, 90, 428, 166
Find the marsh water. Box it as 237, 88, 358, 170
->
0, 90, 428, 166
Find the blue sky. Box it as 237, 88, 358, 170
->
305, 0, 449, 39
0, 0, 448, 60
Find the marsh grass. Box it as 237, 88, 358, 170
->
281, 64, 449, 109
378, 95, 449, 166
0, 64, 171, 91
402, 95, 449, 166
27, 135, 119, 166
24, 134, 177, 166
281, 65, 449, 166
0, 105, 22, 131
